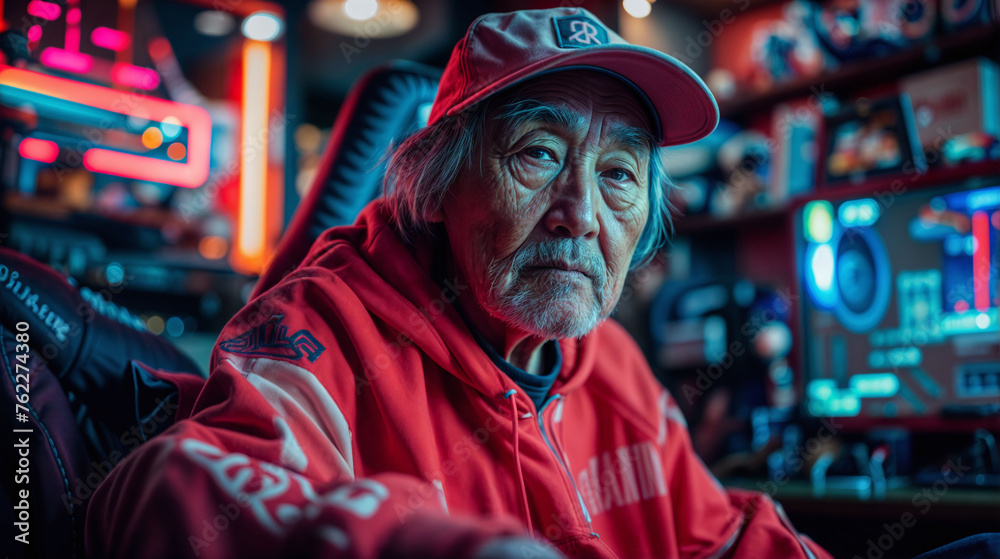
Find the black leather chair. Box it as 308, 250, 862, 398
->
0, 248, 203, 559
253, 60, 441, 298
0, 60, 441, 559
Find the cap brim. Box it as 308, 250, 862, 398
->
444, 44, 720, 147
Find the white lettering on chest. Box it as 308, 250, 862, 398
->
574, 440, 667, 516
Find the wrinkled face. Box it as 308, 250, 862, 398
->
441, 70, 653, 339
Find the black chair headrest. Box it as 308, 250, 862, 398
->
253, 60, 441, 298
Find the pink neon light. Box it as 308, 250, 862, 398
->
27, 25, 42, 42
26, 0, 61, 21
66, 8, 81, 52
91, 27, 130, 51
111, 63, 160, 90
954, 300, 969, 313
19, 138, 59, 163
40, 47, 93, 73
0, 65, 211, 188
972, 211, 991, 311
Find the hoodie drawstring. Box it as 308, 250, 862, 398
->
504, 389, 534, 536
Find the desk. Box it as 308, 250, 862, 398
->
722, 479, 1000, 558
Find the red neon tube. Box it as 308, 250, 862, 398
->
18, 137, 59, 163
972, 210, 991, 311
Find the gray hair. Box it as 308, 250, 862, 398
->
382, 95, 673, 270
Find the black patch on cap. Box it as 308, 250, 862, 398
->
553, 15, 608, 48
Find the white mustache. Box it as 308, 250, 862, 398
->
508, 238, 605, 288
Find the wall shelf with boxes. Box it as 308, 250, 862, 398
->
666, 5, 1000, 231
717, 22, 1000, 119
673, 158, 1000, 236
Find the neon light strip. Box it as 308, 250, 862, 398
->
26, 0, 60, 20
117, 0, 137, 65
66, 6, 81, 52
18, 137, 58, 163
972, 211, 991, 311
40, 47, 93, 73
0, 65, 211, 188
236, 40, 271, 266
92, 27, 130, 51
111, 62, 160, 90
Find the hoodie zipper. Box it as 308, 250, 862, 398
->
537, 394, 594, 530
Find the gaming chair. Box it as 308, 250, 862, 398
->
0, 60, 442, 559
253, 60, 441, 298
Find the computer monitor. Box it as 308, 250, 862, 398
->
799, 181, 999, 422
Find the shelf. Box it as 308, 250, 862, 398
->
672, 159, 1000, 235
718, 23, 1000, 119
721, 479, 1000, 519
673, 206, 787, 235
798, 160, 1000, 206
817, 414, 1000, 434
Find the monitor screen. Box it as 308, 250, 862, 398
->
799, 182, 999, 419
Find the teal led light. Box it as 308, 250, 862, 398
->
827, 392, 861, 417
966, 186, 1000, 211
805, 243, 837, 308
850, 373, 900, 397
868, 347, 922, 368
807, 381, 861, 417
808, 379, 836, 401
838, 198, 880, 227
941, 308, 999, 335
160, 116, 183, 140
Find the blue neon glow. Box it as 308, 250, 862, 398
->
813, 244, 834, 291
826, 392, 861, 416
966, 187, 1000, 211
944, 235, 963, 255
833, 227, 892, 334
941, 308, 999, 334
807, 383, 862, 417
105, 262, 125, 286
850, 373, 900, 397
808, 379, 836, 400
838, 198, 880, 227
161, 119, 183, 140
868, 348, 922, 368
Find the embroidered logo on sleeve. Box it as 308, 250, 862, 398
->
219, 314, 326, 363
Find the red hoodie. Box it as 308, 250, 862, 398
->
86, 200, 833, 559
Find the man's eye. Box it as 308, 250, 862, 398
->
603, 168, 633, 182
523, 147, 555, 161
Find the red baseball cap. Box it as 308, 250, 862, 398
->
428, 7, 719, 147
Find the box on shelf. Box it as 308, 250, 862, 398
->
821, 94, 926, 186
771, 98, 822, 203
900, 57, 1000, 161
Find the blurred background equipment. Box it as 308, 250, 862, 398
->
624, 0, 1000, 555
0, 0, 289, 355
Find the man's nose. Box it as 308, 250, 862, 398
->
543, 163, 600, 240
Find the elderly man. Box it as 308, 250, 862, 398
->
86, 8, 833, 559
